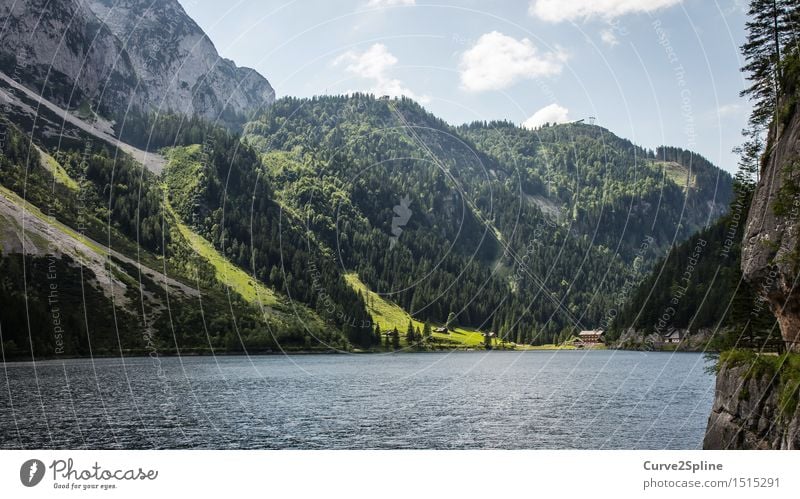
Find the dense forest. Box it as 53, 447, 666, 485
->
240, 94, 732, 344
0, 116, 350, 358
610, 189, 779, 349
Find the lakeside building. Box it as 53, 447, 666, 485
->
578, 329, 605, 344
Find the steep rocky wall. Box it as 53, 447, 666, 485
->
0, 0, 142, 113
85, 0, 275, 121
741, 86, 800, 353
0, 0, 274, 122
704, 358, 800, 449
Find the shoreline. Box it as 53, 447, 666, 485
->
0, 345, 718, 364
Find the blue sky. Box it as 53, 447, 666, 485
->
179, 0, 751, 173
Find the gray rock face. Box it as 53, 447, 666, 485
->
704, 362, 800, 449
84, 0, 274, 122
0, 0, 142, 113
0, 0, 273, 124
741, 95, 800, 353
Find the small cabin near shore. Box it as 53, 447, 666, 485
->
663, 330, 683, 344
578, 329, 604, 344
434, 326, 449, 334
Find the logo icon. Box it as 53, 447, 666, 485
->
20, 459, 45, 487
389, 195, 412, 249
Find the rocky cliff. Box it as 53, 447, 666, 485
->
85, 0, 274, 122
704, 352, 800, 449
0, 0, 142, 113
0, 0, 274, 123
741, 66, 800, 353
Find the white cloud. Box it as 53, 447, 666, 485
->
333, 43, 428, 102
366, 0, 416, 6
529, 0, 682, 23
600, 29, 619, 46
522, 103, 570, 129
334, 43, 398, 80
459, 31, 568, 92
716, 103, 743, 117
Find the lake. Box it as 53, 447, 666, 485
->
0, 350, 715, 449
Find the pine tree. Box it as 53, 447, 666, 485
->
406, 320, 415, 343
741, 0, 799, 127
392, 328, 401, 350
483, 331, 492, 350
733, 125, 765, 193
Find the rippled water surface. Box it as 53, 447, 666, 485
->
0, 350, 715, 449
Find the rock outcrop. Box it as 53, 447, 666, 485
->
704, 357, 800, 449
741, 78, 800, 353
0, 0, 274, 124
85, 0, 274, 122
0, 0, 142, 113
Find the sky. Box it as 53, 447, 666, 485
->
178, 0, 752, 173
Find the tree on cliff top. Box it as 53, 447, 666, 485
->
741, 0, 800, 127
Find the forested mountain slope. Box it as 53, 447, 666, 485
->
239, 94, 733, 343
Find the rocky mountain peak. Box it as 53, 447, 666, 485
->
84, 0, 274, 123
0, 0, 274, 126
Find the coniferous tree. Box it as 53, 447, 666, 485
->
741, 0, 800, 127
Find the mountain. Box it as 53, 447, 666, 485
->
0, 0, 274, 125
0, 0, 141, 114
459, 121, 732, 259
0, 2, 736, 357
238, 94, 733, 343
0, 91, 734, 357
85, 0, 275, 123
0, 119, 339, 358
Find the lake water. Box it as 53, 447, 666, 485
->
0, 350, 715, 449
